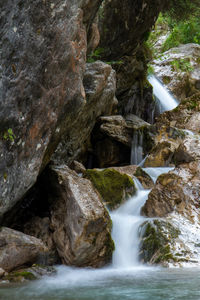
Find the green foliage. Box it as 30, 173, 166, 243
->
3, 128, 16, 142
87, 48, 105, 63
169, 58, 194, 73
162, 18, 200, 51
147, 64, 155, 75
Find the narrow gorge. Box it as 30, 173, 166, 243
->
0, 0, 200, 299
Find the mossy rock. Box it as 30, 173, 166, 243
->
139, 220, 180, 265
4, 271, 36, 283
84, 168, 136, 210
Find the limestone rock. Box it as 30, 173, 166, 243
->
0, 227, 48, 272
48, 165, 114, 268
141, 162, 200, 266
142, 162, 200, 219
84, 168, 136, 210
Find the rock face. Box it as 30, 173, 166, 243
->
53, 61, 117, 165
99, 0, 165, 60
47, 165, 114, 267
141, 161, 200, 266
84, 167, 136, 210
0, 227, 48, 272
0, 0, 89, 218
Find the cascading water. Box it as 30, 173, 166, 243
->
111, 178, 149, 268
111, 168, 173, 269
148, 74, 179, 113
130, 130, 143, 165
130, 74, 179, 166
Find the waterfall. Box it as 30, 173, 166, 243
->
148, 75, 179, 113
130, 130, 143, 165
111, 168, 173, 268
130, 75, 179, 166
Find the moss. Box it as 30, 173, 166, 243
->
139, 220, 180, 265
84, 168, 136, 210
5, 271, 36, 282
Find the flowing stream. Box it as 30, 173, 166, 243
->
1, 78, 199, 299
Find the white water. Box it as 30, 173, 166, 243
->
148, 75, 179, 113
111, 178, 149, 268
111, 168, 173, 268
131, 74, 179, 165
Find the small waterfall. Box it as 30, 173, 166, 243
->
130, 130, 143, 165
148, 75, 179, 113
111, 168, 173, 268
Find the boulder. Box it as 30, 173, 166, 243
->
47, 165, 114, 268
140, 162, 200, 266
0, 227, 48, 272
139, 220, 180, 265
84, 167, 136, 210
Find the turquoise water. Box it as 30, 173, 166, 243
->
1, 266, 200, 300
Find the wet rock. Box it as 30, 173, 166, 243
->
144, 125, 188, 167
92, 114, 153, 168
142, 162, 200, 219
48, 165, 114, 268
144, 141, 175, 167
134, 167, 154, 189
84, 168, 136, 210
107, 165, 154, 189
0, 227, 48, 272
2, 265, 56, 283
139, 220, 180, 265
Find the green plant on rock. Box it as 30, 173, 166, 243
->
170, 58, 194, 73
3, 128, 16, 142
87, 48, 105, 63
